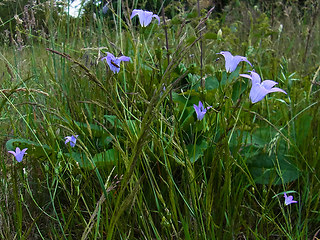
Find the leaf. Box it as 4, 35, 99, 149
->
92, 149, 119, 167
248, 146, 300, 185
6, 138, 53, 158
74, 121, 105, 137
204, 32, 216, 40
205, 76, 219, 90
186, 139, 208, 163
104, 115, 118, 127
65, 148, 118, 169
219, 71, 228, 86
231, 80, 248, 102
295, 114, 312, 146
186, 36, 197, 45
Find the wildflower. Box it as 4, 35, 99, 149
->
193, 101, 211, 121
8, 147, 28, 162
130, 9, 160, 27
284, 192, 297, 205
101, 52, 131, 74
65, 135, 78, 147
240, 71, 287, 103
102, 2, 109, 14
217, 51, 252, 73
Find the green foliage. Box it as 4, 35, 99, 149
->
1, 0, 320, 239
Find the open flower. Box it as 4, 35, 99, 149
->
284, 192, 297, 205
240, 71, 287, 103
193, 101, 211, 121
65, 135, 78, 147
217, 51, 252, 73
101, 52, 131, 74
8, 147, 27, 162
130, 9, 160, 27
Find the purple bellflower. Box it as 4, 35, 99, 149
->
284, 192, 297, 205
217, 51, 252, 73
193, 101, 211, 121
101, 52, 131, 74
240, 71, 287, 103
8, 147, 28, 162
65, 135, 78, 147
130, 9, 160, 27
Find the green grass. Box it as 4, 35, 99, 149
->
1, 0, 320, 239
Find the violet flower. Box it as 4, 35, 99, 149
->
217, 51, 252, 73
8, 147, 27, 162
101, 52, 131, 74
284, 192, 297, 205
65, 135, 78, 147
193, 101, 211, 121
130, 9, 160, 27
240, 71, 287, 103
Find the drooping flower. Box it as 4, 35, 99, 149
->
130, 9, 160, 27
65, 135, 79, 147
284, 192, 297, 205
101, 52, 131, 74
8, 147, 28, 162
193, 101, 211, 121
217, 51, 252, 73
240, 71, 287, 103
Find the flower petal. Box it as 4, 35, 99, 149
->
118, 56, 131, 62
140, 11, 154, 27
15, 154, 24, 162
228, 56, 244, 72
249, 71, 261, 85
21, 148, 28, 154
237, 56, 252, 67
198, 101, 204, 111
218, 51, 233, 72
218, 51, 252, 72
267, 87, 287, 95
250, 83, 269, 103
8, 151, 16, 156
130, 9, 142, 19
152, 14, 160, 25
15, 147, 21, 154
239, 73, 252, 80
261, 80, 278, 90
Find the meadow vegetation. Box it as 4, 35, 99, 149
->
0, 0, 320, 239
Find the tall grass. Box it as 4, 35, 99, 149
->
1, 0, 320, 239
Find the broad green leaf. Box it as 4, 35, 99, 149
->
65, 148, 118, 169
104, 115, 118, 127
186, 139, 208, 163
6, 138, 53, 158
92, 149, 119, 167
231, 80, 248, 102
248, 151, 300, 185
295, 114, 312, 145
205, 76, 219, 90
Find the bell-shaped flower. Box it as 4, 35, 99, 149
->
130, 9, 160, 27
65, 135, 79, 147
217, 51, 252, 73
8, 147, 28, 162
284, 192, 297, 205
193, 101, 211, 121
101, 52, 131, 74
240, 71, 287, 103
